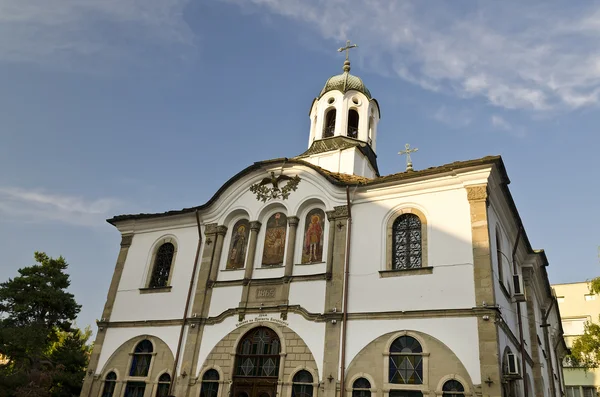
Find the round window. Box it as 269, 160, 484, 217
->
352, 97, 359, 105
328, 97, 335, 104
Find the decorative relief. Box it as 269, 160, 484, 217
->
466, 185, 488, 201
256, 287, 276, 299
205, 223, 218, 235
216, 225, 228, 236
250, 171, 301, 202
326, 205, 349, 221
250, 221, 262, 232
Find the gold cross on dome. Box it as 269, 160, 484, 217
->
398, 143, 418, 171
338, 40, 358, 62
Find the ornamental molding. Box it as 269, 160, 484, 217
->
466, 185, 488, 201
250, 221, 262, 232
205, 223, 218, 235
250, 171, 301, 202
326, 205, 349, 221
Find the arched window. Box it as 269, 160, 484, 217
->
442, 380, 465, 396
392, 214, 422, 269
101, 372, 117, 397
347, 109, 359, 138
235, 327, 281, 377
352, 377, 371, 397
200, 369, 220, 397
292, 370, 313, 397
156, 373, 171, 397
130, 340, 153, 377
149, 242, 175, 288
323, 109, 336, 138
496, 226, 505, 285
389, 336, 423, 384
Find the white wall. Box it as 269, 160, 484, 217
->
96, 326, 180, 375
209, 285, 243, 317
111, 226, 199, 322
347, 186, 476, 312
346, 317, 481, 384
289, 280, 327, 314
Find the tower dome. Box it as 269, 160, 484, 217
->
318, 60, 372, 99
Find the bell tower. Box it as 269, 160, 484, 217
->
297, 41, 381, 178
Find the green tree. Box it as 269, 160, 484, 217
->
567, 277, 600, 368
0, 252, 86, 396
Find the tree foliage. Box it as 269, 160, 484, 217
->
0, 252, 89, 397
566, 276, 600, 369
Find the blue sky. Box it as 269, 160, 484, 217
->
1, 0, 599, 330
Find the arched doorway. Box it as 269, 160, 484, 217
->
232, 327, 281, 397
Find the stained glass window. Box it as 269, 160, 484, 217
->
442, 379, 465, 396
130, 340, 153, 377
392, 214, 422, 270
235, 327, 280, 377
156, 373, 171, 397
292, 370, 313, 397
149, 243, 175, 288
389, 336, 423, 385
200, 369, 220, 397
352, 377, 371, 397
101, 372, 117, 397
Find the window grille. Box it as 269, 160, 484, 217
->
392, 214, 422, 269
149, 243, 175, 288
388, 336, 423, 384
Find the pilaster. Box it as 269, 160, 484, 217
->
80, 234, 133, 397
240, 221, 262, 309
466, 185, 503, 397
322, 205, 349, 397
523, 268, 545, 397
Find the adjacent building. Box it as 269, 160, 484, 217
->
553, 281, 600, 397
81, 53, 567, 397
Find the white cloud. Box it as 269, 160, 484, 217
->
433, 105, 472, 129
0, 186, 120, 227
491, 115, 512, 131
0, 0, 194, 69
222, 0, 600, 111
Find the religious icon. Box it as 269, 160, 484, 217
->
262, 212, 287, 266
302, 209, 325, 263
227, 220, 250, 269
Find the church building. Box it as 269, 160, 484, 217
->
81, 45, 567, 397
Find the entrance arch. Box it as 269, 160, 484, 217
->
232, 327, 281, 397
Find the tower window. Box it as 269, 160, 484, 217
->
347, 109, 359, 138
323, 109, 336, 138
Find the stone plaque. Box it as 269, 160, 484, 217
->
256, 287, 276, 299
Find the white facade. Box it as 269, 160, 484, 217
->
82, 62, 565, 397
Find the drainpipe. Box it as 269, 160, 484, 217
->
511, 226, 527, 397
339, 186, 353, 397
541, 299, 557, 397
169, 210, 203, 396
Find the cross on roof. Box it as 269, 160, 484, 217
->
398, 143, 418, 172
338, 40, 358, 62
